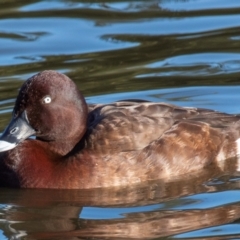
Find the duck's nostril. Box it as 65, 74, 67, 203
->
10, 127, 19, 135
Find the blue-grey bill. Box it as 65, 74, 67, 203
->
0, 110, 36, 152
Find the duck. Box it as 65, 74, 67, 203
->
0, 70, 240, 189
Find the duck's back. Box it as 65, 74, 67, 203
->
65, 101, 240, 187
86, 101, 240, 153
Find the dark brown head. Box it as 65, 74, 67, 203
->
0, 70, 88, 153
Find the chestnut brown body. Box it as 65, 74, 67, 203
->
0, 70, 240, 189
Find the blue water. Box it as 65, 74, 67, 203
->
1, 0, 240, 239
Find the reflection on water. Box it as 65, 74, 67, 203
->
1, 0, 240, 239
1, 163, 240, 240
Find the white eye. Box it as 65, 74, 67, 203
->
42, 96, 52, 104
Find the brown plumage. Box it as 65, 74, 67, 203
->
0, 70, 240, 189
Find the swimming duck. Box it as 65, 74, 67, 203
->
0, 70, 240, 189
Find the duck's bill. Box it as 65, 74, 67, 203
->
0, 140, 17, 152
0, 111, 36, 152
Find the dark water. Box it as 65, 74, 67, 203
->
1, 0, 240, 239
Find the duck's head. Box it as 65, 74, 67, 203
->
0, 70, 88, 153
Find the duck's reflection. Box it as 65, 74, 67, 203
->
1, 160, 240, 240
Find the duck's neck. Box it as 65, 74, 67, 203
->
48, 141, 74, 156
39, 135, 85, 156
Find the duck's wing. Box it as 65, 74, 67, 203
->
185, 109, 240, 128
86, 101, 240, 152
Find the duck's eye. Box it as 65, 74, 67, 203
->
42, 96, 52, 104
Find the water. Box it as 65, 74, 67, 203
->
1, 0, 240, 239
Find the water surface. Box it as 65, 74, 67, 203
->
1, 0, 240, 239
